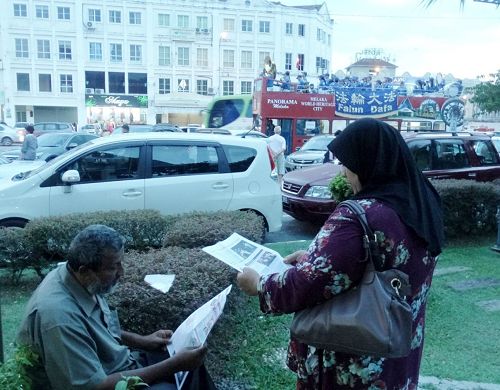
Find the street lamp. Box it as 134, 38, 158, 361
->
218, 31, 228, 96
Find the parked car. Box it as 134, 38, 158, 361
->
33, 122, 74, 137
180, 124, 202, 133
282, 131, 500, 224
80, 123, 102, 135
0, 155, 45, 182
0, 133, 282, 232
0, 124, 25, 145
112, 124, 182, 135
0, 132, 97, 162
285, 134, 336, 172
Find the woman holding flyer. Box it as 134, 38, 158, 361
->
237, 118, 444, 389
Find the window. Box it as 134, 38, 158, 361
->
39, 74, 51, 92
259, 21, 270, 33
17, 73, 30, 91
197, 80, 208, 95
285, 53, 292, 71
223, 80, 234, 95
178, 79, 190, 92
37, 39, 50, 59
89, 42, 102, 61
59, 41, 72, 60
70, 147, 141, 183
241, 20, 252, 32
297, 53, 304, 71
178, 15, 189, 28
433, 140, 469, 169
130, 44, 142, 62
178, 47, 189, 66
223, 50, 235, 68
151, 145, 218, 177
110, 43, 122, 62
196, 16, 208, 29
15, 38, 29, 58
129, 11, 141, 24
109, 10, 121, 23
221, 145, 256, 173
158, 78, 171, 94
85, 71, 105, 90
196, 48, 208, 67
408, 140, 432, 171
223, 18, 235, 32
14, 4, 27, 17
35, 5, 49, 18
241, 50, 252, 69
128, 73, 147, 94
298, 24, 305, 36
109, 72, 125, 93
88, 9, 101, 22
472, 140, 498, 165
285, 22, 293, 35
317, 28, 321, 41
158, 13, 170, 26
241, 81, 252, 94
60, 74, 73, 92
57, 6, 70, 20
159, 46, 170, 66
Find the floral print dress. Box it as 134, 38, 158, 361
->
258, 199, 437, 390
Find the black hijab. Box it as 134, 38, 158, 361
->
328, 118, 444, 256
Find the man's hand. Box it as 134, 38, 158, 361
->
283, 250, 307, 265
141, 329, 172, 351
236, 267, 260, 296
170, 344, 208, 373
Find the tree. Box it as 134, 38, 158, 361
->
471, 71, 500, 114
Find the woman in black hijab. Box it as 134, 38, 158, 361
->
238, 118, 444, 389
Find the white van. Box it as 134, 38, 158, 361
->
0, 133, 282, 232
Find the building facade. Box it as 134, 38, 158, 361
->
0, 0, 333, 128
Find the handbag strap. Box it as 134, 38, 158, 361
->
338, 200, 384, 270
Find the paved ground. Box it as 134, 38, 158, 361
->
419, 376, 500, 390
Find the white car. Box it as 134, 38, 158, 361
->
0, 133, 282, 231
0, 124, 25, 145
0, 156, 45, 182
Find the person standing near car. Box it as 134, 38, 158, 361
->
122, 124, 130, 134
21, 125, 38, 160
268, 125, 286, 186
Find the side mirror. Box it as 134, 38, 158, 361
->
67, 142, 78, 149
61, 169, 80, 183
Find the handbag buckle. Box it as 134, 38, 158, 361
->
391, 278, 403, 298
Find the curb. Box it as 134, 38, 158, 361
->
420, 376, 500, 390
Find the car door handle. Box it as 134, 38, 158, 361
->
123, 190, 143, 197
212, 182, 229, 190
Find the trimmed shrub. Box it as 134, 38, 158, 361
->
431, 179, 500, 239
107, 247, 238, 335
0, 227, 37, 282
162, 210, 265, 248
24, 209, 171, 263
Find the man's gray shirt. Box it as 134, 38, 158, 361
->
17, 264, 137, 390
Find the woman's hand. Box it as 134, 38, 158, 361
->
237, 267, 260, 296
283, 250, 307, 266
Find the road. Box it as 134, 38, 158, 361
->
264, 213, 321, 243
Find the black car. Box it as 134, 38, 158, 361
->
0, 132, 97, 162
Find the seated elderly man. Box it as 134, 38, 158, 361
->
17, 224, 216, 390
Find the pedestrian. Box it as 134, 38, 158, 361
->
267, 125, 286, 186
237, 118, 444, 389
17, 224, 217, 390
122, 123, 130, 133
21, 125, 37, 160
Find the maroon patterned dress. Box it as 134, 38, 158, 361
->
258, 199, 437, 389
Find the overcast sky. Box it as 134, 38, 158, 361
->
280, 0, 500, 80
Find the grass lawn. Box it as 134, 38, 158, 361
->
2, 236, 500, 387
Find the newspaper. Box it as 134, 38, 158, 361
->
167, 285, 232, 389
202, 233, 292, 275
144, 274, 175, 293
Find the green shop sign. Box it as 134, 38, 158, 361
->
85, 94, 148, 108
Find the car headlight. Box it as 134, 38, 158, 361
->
285, 155, 292, 163
313, 157, 324, 164
305, 185, 332, 199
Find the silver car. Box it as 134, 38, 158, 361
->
0, 124, 25, 145
285, 134, 335, 171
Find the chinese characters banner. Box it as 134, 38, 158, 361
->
334, 88, 399, 118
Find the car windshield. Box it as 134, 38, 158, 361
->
38, 133, 70, 147
302, 137, 333, 151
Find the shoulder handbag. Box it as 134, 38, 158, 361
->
289, 200, 413, 358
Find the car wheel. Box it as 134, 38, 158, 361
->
0, 218, 29, 228
1, 137, 13, 146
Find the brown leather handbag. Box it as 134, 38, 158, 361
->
290, 200, 413, 358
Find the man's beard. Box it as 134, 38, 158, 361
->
86, 279, 119, 295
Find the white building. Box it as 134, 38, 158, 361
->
0, 0, 333, 128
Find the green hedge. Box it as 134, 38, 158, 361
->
430, 179, 500, 239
